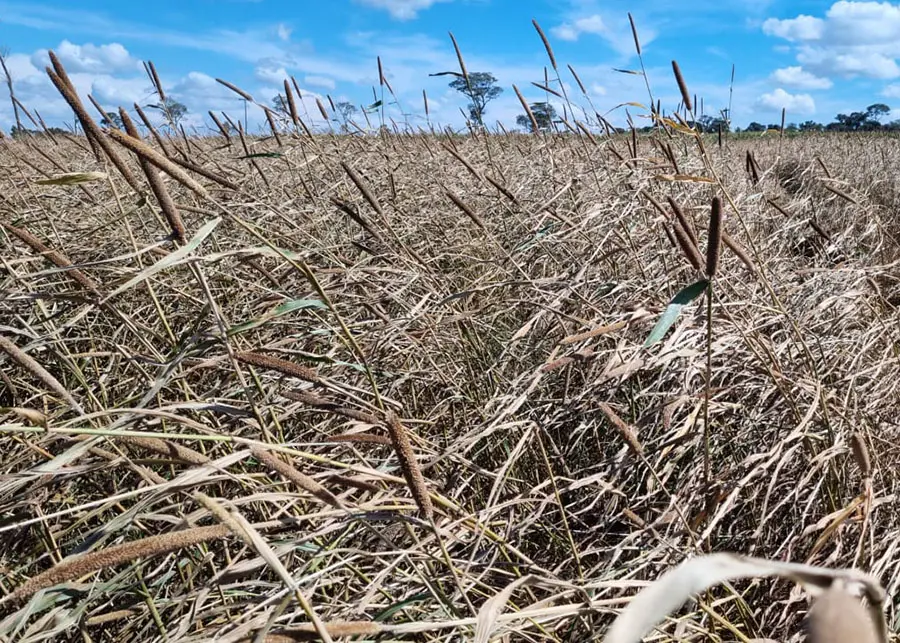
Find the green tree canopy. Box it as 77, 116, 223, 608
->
516, 102, 557, 132
448, 72, 503, 128
100, 111, 124, 129
148, 96, 188, 127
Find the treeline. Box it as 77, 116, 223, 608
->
738, 104, 898, 133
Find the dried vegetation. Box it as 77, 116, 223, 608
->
0, 51, 899, 643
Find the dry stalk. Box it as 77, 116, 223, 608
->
514, 85, 539, 133
251, 446, 342, 508
327, 433, 393, 446
671, 60, 692, 112
721, 232, 757, 275
118, 435, 209, 465
4, 525, 231, 605
0, 335, 84, 414
667, 197, 699, 249
671, 219, 704, 271
105, 128, 209, 199
2, 221, 103, 299
532, 19, 557, 70
281, 389, 380, 424
598, 403, 644, 456
45, 59, 141, 192
850, 432, 872, 477
237, 622, 382, 642
216, 78, 254, 102
561, 320, 628, 345
283, 79, 300, 128
385, 412, 433, 520
235, 351, 320, 384
706, 196, 723, 278
119, 108, 186, 244
445, 188, 487, 230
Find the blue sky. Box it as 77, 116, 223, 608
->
2, 0, 900, 132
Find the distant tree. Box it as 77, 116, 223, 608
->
272, 93, 290, 116
148, 97, 188, 128
799, 120, 823, 132
830, 105, 890, 132
516, 102, 557, 132
785, 122, 798, 132
10, 124, 32, 138
866, 103, 890, 121
698, 114, 729, 133
10, 125, 67, 138
746, 122, 765, 132
101, 111, 124, 129
447, 71, 503, 128
335, 101, 358, 131
0, 47, 23, 133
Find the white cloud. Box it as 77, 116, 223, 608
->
355, 0, 448, 20
276, 23, 292, 41
770, 66, 833, 89
551, 15, 606, 41
90, 75, 153, 106
755, 87, 816, 114
254, 63, 290, 85
304, 75, 336, 90
33, 40, 139, 74
763, 2, 900, 80
801, 48, 900, 78
550, 12, 656, 55
762, 14, 825, 40
0, 53, 42, 82
881, 83, 900, 97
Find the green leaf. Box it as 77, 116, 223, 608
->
612, 68, 644, 75
237, 152, 284, 159
373, 592, 432, 622
366, 100, 383, 111
227, 298, 325, 336
643, 279, 709, 348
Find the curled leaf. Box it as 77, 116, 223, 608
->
643, 279, 708, 347
35, 171, 107, 186
603, 553, 887, 643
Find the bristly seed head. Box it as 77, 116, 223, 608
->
706, 196, 723, 278
672, 60, 692, 112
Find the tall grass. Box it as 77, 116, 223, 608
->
1, 32, 899, 643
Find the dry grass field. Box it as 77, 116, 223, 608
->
1, 52, 900, 642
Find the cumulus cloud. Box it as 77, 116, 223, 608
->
799, 48, 900, 78
881, 83, 900, 97
254, 62, 290, 85
276, 23, 292, 41
355, 0, 448, 20
551, 15, 607, 41
33, 40, 139, 74
550, 13, 656, 55
90, 76, 153, 106
763, 2, 900, 79
770, 66, 833, 89
304, 75, 336, 90
755, 88, 816, 114
762, 14, 825, 41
